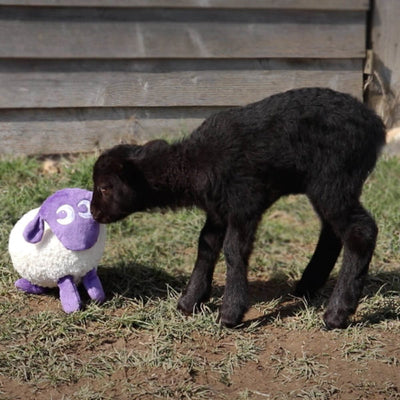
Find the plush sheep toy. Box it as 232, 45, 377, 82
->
8, 188, 107, 313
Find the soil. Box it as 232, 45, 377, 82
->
2, 288, 400, 400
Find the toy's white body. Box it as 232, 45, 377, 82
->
9, 208, 106, 288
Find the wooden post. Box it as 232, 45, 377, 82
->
368, 0, 400, 129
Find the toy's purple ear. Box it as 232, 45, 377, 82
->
23, 212, 45, 244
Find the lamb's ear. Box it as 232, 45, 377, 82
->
143, 140, 169, 154
23, 213, 45, 244
98, 155, 123, 174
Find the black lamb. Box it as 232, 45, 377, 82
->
91, 88, 386, 329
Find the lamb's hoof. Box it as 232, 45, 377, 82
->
15, 278, 48, 295
323, 309, 349, 330
218, 314, 243, 328
294, 281, 319, 300
219, 304, 247, 328
177, 296, 197, 316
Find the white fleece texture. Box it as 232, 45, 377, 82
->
9, 208, 106, 288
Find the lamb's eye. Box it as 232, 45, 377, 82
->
77, 199, 92, 219
56, 204, 75, 225
99, 185, 111, 195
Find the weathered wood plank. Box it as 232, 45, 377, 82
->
0, 0, 370, 10
367, 0, 400, 128
0, 60, 363, 108
0, 108, 211, 155
0, 8, 366, 58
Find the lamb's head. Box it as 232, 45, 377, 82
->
23, 188, 100, 251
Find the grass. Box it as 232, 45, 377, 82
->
0, 154, 400, 400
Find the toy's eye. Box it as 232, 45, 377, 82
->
77, 199, 92, 219
56, 204, 75, 225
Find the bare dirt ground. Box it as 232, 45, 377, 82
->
1, 274, 400, 400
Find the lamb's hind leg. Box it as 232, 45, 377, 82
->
178, 215, 226, 315
323, 203, 378, 329
295, 221, 342, 298
220, 215, 260, 327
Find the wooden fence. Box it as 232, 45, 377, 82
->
0, 0, 370, 155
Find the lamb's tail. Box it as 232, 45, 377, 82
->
362, 111, 386, 178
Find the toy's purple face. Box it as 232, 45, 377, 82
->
23, 188, 100, 251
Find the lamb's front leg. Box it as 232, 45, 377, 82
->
220, 217, 259, 327
178, 216, 226, 315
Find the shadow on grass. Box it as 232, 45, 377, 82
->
242, 269, 400, 328
208, 274, 309, 327
359, 270, 400, 325
98, 261, 188, 301
97, 262, 399, 328
243, 276, 317, 328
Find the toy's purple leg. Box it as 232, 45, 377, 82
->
58, 275, 81, 313
15, 278, 48, 294
82, 268, 105, 304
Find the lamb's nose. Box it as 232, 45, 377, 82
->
90, 205, 100, 220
